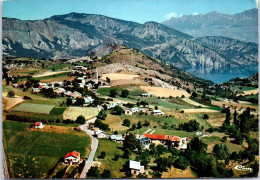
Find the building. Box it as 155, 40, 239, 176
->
32, 88, 40, 94
125, 109, 133, 115
94, 130, 107, 138
84, 96, 94, 104
110, 134, 124, 143
34, 122, 44, 129
143, 134, 182, 147
196, 132, 202, 136
131, 107, 139, 113
136, 135, 151, 149
129, 160, 145, 175
141, 93, 152, 97
64, 151, 81, 165
152, 110, 164, 115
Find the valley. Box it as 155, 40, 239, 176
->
2, 45, 259, 178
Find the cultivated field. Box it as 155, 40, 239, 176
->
2, 96, 24, 112
12, 103, 55, 114
140, 86, 190, 98
182, 98, 208, 107
180, 108, 219, 113
33, 71, 69, 78
237, 89, 258, 96
3, 120, 90, 178
63, 107, 99, 120
101, 73, 140, 81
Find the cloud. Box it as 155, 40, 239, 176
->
192, 12, 199, 15
165, 12, 183, 19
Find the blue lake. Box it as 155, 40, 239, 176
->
190, 73, 254, 83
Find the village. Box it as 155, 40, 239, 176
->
2, 54, 259, 178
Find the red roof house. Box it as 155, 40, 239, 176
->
64, 151, 81, 164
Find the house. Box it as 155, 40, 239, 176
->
129, 160, 145, 175
71, 92, 82, 99
152, 110, 164, 115
84, 96, 94, 104
94, 130, 107, 138
34, 122, 44, 129
139, 108, 148, 113
64, 151, 81, 165
125, 109, 133, 115
107, 103, 117, 110
143, 134, 182, 147
136, 135, 151, 149
196, 131, 202, 136
39, 83, 48, 89
180, 138, 188, 150
141, 93, 152, 97
32, 88, 40, 94
11, 83, 19, 88
110, 134, 124, 143
131, 107, 139, 113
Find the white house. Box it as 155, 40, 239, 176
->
107, 103, 117, 110
196, 131, 202, 136
125, 109, 133, 115
32, 88, 40, 94
152, 110, 164, 115
94, 130, 107, 138
131, 107, 139, 113
129, 160, 145, 175
34, 122, 44, 129
110, 134, 124, 142
141, 93, 152, 97
64, 151, 81, 165
84, 96, 94, 104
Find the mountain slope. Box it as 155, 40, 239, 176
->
162, 8, 258, 43
3, 12, 258, 74
90, 45, 214, 88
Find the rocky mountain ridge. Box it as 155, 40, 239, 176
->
162, 8, 258, 43
3, 12, 258, 74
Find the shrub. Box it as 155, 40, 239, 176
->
76, 115, 85, 124
7, 91, 15, 97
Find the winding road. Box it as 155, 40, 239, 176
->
79, 117, 99, 178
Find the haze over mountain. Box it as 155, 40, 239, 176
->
162, 8, 258, 43
3, 11, 258, 76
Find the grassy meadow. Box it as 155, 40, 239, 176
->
3, 120, 91, 178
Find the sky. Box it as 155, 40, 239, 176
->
2, 0, 258, 23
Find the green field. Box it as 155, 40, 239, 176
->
97, 86, 146, 97
46, 64, 74, 71
95, 139, 135, 178
50, 107, 67, 115
32, 72, 69, 80
3, 85, 67, 106
12, 103, 55, 114
3, 120, 90, 178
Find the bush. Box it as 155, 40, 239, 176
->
7, 91, 15, 97
123, 119, 131, 127
99, 151, 106, 159
97, 110, 107, 120
110, 89, 118, 97
121, 89, 129, 98
174, 156, 189, 170
76, 115, 85, 124
112, 105, 124, 115
203, 114, 209, 120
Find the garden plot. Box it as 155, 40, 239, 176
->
140, 86, 190, 98
63, 107, 99, 120
236, 89, 258, 96
12, 103, 55, 114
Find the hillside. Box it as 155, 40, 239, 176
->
162, 8, 258, 43
90, 45, 213, 88
3, 12, 258, 74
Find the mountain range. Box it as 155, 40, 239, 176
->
3, 10, 258, 74
162, 8, 258, 43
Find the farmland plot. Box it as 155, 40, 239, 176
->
63, 107, 99, 120
12, 103, 55, 114
140, 86, 190, 98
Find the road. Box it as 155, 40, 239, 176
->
79, 117, 98, 178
